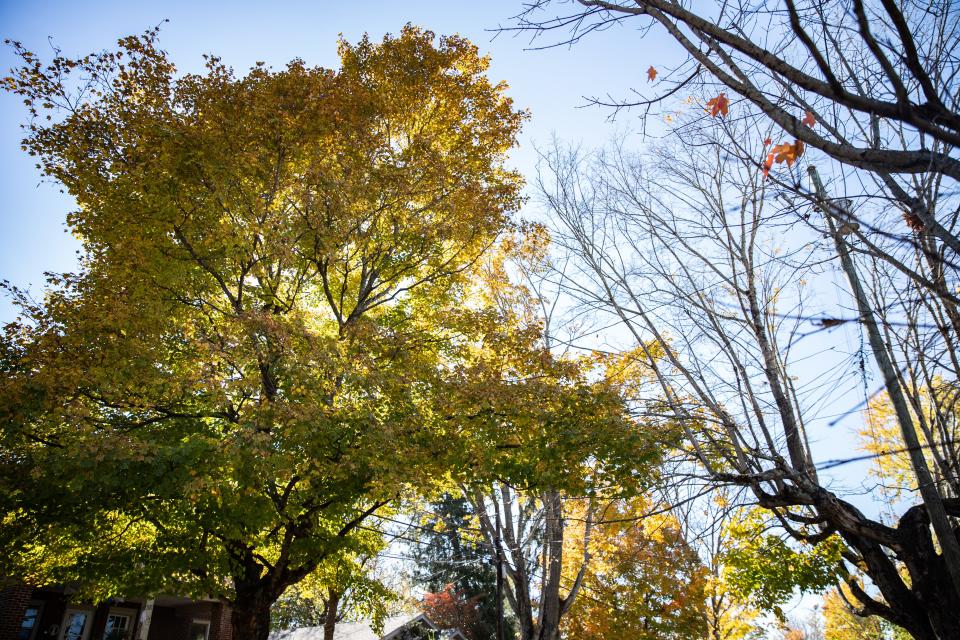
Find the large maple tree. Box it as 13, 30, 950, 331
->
0, 25, 533, 640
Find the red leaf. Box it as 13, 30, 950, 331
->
801, 110, 815, 127
903, 210, 925, 232
647, 66, 657, 82
706, 93, 729, 118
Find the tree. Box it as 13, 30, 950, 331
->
0, 25, 525, 640
421, 584, 480, 639
534, 124, 960, 639
821, 587, 886, 640
721, 509, 843, 617
443, 232, 664, 640
696, 492, 767, 640
560, 496, 709, 640
270, 549, 394, 640
511, 6, 960, 617
508, 1, 960, 634
860, 379, 960, 503
410, 494, 506, 640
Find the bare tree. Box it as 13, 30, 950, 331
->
460, 483, 594, 640
535, 124, 960, 638
510, 0, 960, 254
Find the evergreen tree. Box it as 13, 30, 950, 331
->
411, 494, 510, 640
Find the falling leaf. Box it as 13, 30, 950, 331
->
647, 66, 657, 82
761, 139, 805, 177
801, 110, 815, 127
816, 318, 847, 328
706, 92, 729, 118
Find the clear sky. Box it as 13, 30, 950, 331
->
0, 0, 675, 319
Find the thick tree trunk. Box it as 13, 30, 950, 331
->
230, 592, 274, 640
513, 589, 536, 640
322, 589, 341, 640
895, 500, 960, 640
795, 487, 960, 640
231, 566, 287, 640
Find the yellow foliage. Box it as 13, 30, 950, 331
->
859, 377, 959, 500
822, 587, 885, 640
561, 496, 708, 639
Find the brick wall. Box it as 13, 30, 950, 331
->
0, 584, 32, 640
209, 602, 232, 640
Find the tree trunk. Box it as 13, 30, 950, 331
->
230, 591, 274, 640
811, 166, 960, 603
894, 499, 960, 640
537, 490, 563, 640
511, 586, 536, 640
323, 589, 341, 640
231, 565, 287, 640
801, 486, 960, 640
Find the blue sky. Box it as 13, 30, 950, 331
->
0, 0, 674, 318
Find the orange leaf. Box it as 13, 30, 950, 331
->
761, 152, 774, 178
647, 66, 657, 82
770, 139, 805, 167
762, 139, 806, 177
801, 110, 815, 127
706, 93, 729, 118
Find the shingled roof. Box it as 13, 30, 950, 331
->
269, 613, 468, 640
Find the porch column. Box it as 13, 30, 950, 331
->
135, 598, 155, 640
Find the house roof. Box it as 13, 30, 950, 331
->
269, 613, 468, 640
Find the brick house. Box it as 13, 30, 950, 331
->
0, 585, 232, 640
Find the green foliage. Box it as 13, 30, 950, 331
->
723, 509, 844, 616
0, 24, 526, 626
271, 551, 394, 632
0, 23, 654, 639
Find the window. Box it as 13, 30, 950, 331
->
102, 610, 135, 640
17, 602, 42, 640
188, 620, 210, 640
59, 608, 94, 640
